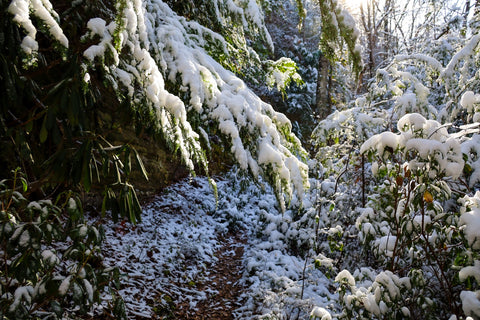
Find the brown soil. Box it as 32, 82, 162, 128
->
171, 232, 247, 319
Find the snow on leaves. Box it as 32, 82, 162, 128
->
8, 0, 68, 65
80, 0, 308, 209
6, 0, 309, 209
361, 113, 464, 180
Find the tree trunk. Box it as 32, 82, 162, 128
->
360, 0, 377, 79
316, 52, 330, 120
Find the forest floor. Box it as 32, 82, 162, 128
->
172, 232, 247, 319
99, 172, 334, 319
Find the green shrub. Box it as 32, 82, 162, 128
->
0, 169, 126, 319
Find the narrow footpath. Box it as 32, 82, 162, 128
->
172, 232, 247, 319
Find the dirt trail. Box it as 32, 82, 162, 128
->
172, 232, 247, 319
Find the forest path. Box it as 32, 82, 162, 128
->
100, 175, 259, 319
172, 231, 248, 319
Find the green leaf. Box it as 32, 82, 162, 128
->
40, 115, 48, 143
47, 78, 68, 96
93, 156, 101, 183
128, 192, 136, 224
133, 148, 148, 181
50, 300, 63, 317
20, 178, 27, 192
25, 118, 33, 133
130, 186, 142, 223
114, 155, 122, 183
124, 147, 131, 176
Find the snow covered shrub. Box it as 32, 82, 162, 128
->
462, 131, 480, 190
265, 57, 303, 97
0, 169, 125, 319
371, 57, 439, 121
78, 0, 309, 211
336, 269, 412, 319
309, 21, 480, 320
343, 113, 471, 318
457, 192, 480, 318
312, 105, 387, 173
370, 33, 480, 125
308, 104, 387, 268
440, 34, 480, 122
310, 306, 332, 320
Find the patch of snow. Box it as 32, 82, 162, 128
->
58, 275, 71, 296
460, 290, 480, 318
335, 269, 355, 286
460, 192, 480, 249
310, 306, 332, 319
8, 0, 68, 58
9, 286, 33, 312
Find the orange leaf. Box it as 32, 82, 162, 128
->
423, 190, 433, 203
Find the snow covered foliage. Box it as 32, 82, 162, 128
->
6, 0, 308, 212
371, 56, 440, 121
265, 57, 303, 96
361, 113, 464, 179
309, 104, 388, 274
370, 32, 480, 124
317, 0, 363, 79
259, 0, 320, 140
310, 29, 480, 319
0, 170, 125, 318
312, 105, 387, 166
80, 0, 308, 210
458, 192, 480, 319
355, 114, 466, 318
336, 269, 412, 319
7, 0, 68, 65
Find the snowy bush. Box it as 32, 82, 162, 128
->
369, 33, 480, 124
6, 0, 309, 214
310, 29, 480, 319
0, 169, 125, 319
308, 103, 388, 276
312, 105, 387, 173
458, 192, 480, 318
336, 269, 412, 319
353, 113, 466, 318
78, 0, 309, 211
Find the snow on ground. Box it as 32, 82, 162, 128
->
98, 170, 334, 319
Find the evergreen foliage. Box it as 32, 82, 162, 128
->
0, 169, 126, 318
